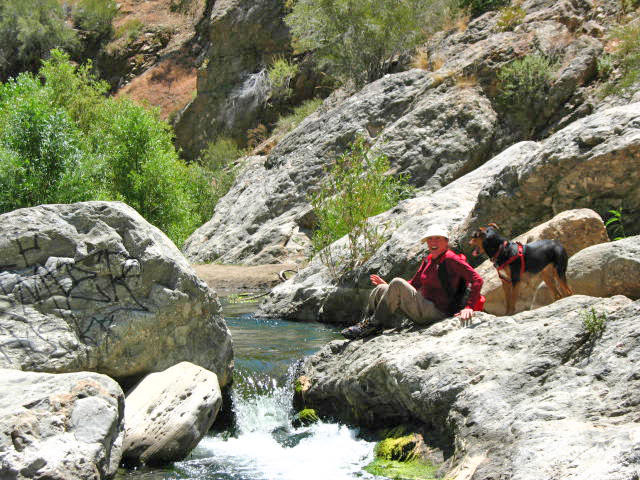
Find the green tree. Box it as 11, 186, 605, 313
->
310, 138, 413, 277
0, 50, 217, 247
71, 0, 118, 47
285, 0, 457, 86
0, 0, 78, 81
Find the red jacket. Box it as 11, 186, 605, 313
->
408, 250, 483, 314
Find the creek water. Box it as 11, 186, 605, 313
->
116, 304, 378, 480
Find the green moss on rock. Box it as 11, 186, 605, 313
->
375, 435, 419, 462
292, 408, 319, 427
363, 459, 439, 480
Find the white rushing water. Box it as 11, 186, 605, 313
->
174, 367, 377, 480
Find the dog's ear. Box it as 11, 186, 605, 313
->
471, 228, 486, 239
487, 222, 499, 231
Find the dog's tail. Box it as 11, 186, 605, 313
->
553, 243, 573, 296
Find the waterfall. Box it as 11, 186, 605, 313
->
174, 363, 376, 480
221, 69, 271, 131
119, 314, 376, 480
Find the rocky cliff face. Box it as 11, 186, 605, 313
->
297, 295, 640, 479
183, 0, 637, 271
174, 0, 292, 159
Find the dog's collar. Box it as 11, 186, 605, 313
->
491, 241, 507, 262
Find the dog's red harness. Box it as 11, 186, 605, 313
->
492, 241, 525, 282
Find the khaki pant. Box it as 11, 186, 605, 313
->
368, 278, 445, 328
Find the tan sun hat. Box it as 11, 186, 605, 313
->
420, 224, 449, 243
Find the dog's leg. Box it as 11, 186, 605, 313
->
501, 279, 513, 316
540, 266, 562, 300
509, 280, 520, 316
553, 267, 573, 297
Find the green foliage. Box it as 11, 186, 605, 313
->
194, 137, 240, 221
458, 0, 508, 16
296, 408, 319, 424
199, 137, 242, 172
601, 21, 640, 95
375, 435, 420, 461
310, 138, 414, 277
619, 0, 640, 15
605, 207, 627, 240
274, 98, 323, 136
495, 53, 553, 130
0, 0, 79, 81
581, 307, 607, 336
71, 0, 118, 43
0, 50, 215, 246
115, 19, 144, 42
597, 54, 615, 80
268, 57, 299, 100
496, 3, 526, 31
364, 459, 439, 480
285, 0, 458, 86
0, 72, 95, 210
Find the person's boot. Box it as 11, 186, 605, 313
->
340, 315, 381, 340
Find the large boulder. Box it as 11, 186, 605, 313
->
463, 102, 640, 243
297, 295, 640, 479
122, 362, 222, 466
0, 202, 233, 386
475, 208, 609, 315
533, 235, 640, 307
0, 369, 124, 480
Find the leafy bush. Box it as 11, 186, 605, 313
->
274, 98, 323, 136
495, 53, 553, 130
194, 137, 240, 219
310, 138, 414, 277
496, 3, 526, 31
0, 50, 216, 246
286, 0, 458, 86
268, 57, 299, 100
0, 0, 79, 81
71, 0, 118, 43
458, 0, 509, 16
602, 21, 640, 95
0, 73, 96, 210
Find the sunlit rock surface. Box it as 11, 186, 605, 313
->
0, 201, 233, 386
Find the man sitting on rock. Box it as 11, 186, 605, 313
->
342, 224, 484, 339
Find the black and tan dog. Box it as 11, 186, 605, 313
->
469, 223, 573, 315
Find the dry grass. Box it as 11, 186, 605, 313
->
411, 49, 430, 70
108, 0, 206, 117
430, 55, 446, 71
455, 73, 478, 88
116, 55, 197, 119
443, 9, 471, 32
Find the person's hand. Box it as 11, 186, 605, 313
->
370, 274, 387, 286
455, 307, 474, 326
